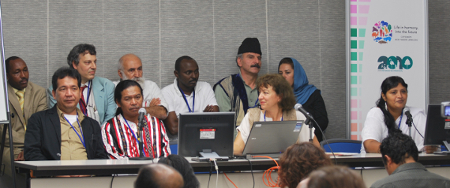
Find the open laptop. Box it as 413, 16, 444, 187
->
241, 120, 304, 158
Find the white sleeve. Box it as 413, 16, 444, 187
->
203, 82, 218, 106
236, 113, 251, 144
361, 108, 387, 143
161, 86, 174, 112
149, 82, 169, 112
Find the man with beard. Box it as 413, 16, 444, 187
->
113, 54, 168, 120
162, 56, 219, 136
0, 56, 47, 187
214, 38, 262, 127
102, 80, 170, 159
47, 44, 116, 125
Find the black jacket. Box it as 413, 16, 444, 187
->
24, 105, 108, 160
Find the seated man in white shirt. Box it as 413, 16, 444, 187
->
162, 56, 219, 137
113, 54, 168, 120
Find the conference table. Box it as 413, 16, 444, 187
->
14, 153, 450, 188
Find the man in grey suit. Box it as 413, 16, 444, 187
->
0, 56, 47, 188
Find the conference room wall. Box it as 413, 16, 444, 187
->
4, 1, 448, 140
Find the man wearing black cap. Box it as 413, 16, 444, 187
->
214, 38, 262, 127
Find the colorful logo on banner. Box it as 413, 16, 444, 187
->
372, 21, 393, 44
378, 56, 413, 70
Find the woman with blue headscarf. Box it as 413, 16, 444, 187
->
278, 57, 329, 141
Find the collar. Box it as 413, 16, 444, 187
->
56, 106, 85, 122
173, 78, 197, 97
238, 70, 257, 90
391, 162, 426, 175
12, 87, 26, 94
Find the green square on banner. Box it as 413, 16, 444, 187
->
359, 40, 365, 49
351, 76, 357, 84
351, 64, 357, 72
351, 88, 358, 96
359, 64, 363, 72
351, 28, 357, 37
359, 28, 366, 37
351, 40, 357, 49
351, 52, 357, 61
359, 52, 363, 61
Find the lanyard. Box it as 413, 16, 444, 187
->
123, 117, 140, 148
264, 111, 283, 122
398, 109, 404, 129
64, 114, 86, 148
178, 87, 195, 112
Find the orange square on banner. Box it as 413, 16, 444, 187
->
351, 123, 358, 132
351, 135, 358, 140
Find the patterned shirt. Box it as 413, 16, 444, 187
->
101, 114, 170, 159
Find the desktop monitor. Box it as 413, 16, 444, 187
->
178, 112, 235, 157
424, 104, 450, 150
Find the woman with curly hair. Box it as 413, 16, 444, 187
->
233, 74, 320, 155
278, 142, 332, 188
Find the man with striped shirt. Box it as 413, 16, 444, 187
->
102, 80, 170, 159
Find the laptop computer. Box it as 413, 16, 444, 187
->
241, 120, 304, 158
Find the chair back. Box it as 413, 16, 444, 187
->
320, 138, 362, 153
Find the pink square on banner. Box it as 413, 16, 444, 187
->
351, 111, 358, 120
351, 135, 358, 140
359, 0, 371, 2
351, 5, 357, 13
351, 0, 357, 1
359, 17, 368, 25
351, 17, 357, 25
359, 5, 370, 14
351, 99, 358, 108
351, 123, 358, 132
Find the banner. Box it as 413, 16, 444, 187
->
347, 0, 429, 140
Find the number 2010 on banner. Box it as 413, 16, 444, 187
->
378, 56, 413, 70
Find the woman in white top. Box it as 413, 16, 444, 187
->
233, 74, 319, 155
361, 76, 430, 153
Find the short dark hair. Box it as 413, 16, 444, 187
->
307, 166, 366, 188
5, 56, 22, 74
135, 164, 160, 188
67, 44, 96, 68
114, 80, 143, 116
175, 56, 194, 72
380, 132, 419, 165
278, 142, 332, 188
158, 155, 200, 188
52, 67, 81, 92
256, 74, 296, 111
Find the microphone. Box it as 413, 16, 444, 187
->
404, 107, 413, 126
138, 108, 146, 129
294, 103, 314, 120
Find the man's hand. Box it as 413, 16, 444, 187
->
203, 105, 219, 112
149, 98, 161, 107
14, 151, 24, 161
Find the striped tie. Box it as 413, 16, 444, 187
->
16, 90, 25, 112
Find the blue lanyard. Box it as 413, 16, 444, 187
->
179, 87, 195, 112
64, 114, 86, 148
123, 117, 140, 147
264, 111, 283, 121
398, 109, 404, 129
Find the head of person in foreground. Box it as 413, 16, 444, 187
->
278, 142, 332, 188
298, 165, 366, 188
134, 163, 184, 188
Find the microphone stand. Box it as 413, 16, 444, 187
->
406, 117, 412, 137
130, 118, 153, 160
305, 117, 313, 143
